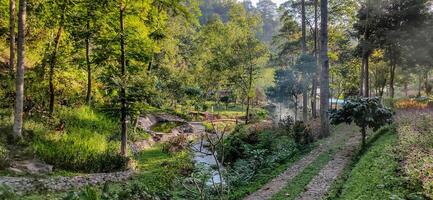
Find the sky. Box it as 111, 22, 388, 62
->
248, 0, 286, 6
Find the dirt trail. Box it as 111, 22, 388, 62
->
244, 125, 356, 200
296, 131, 361, 200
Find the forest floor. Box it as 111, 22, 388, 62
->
244, 124, 361, 200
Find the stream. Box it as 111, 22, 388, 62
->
189, 122, 224, 185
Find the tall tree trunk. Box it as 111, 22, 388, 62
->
245, 64, 253, 124
303, 85, 308, 122
389, 62, 396, 99
311, 0, 318, 119
13, 0, 26, 139
85, 10, 92, 105
320, 0, 330, 138
85, 11, 92, 105
311, 78, 317, 118
360, 57, 365, 96
362, 53, 369, 97
119, 0, 128, 156
9, 0, 15, 76
361, 0, 370, 97
361, 126, 366, 147
49, 14, 65, 115
418, 73, 422, 97
301, 0, 308, 122
294, 96, 298, 121
301, 0, 307, 53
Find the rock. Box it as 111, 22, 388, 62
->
6, 167, 25, 175
11, 160, 53, 175
174, 123, 194, 134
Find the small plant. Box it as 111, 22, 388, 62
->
330, 97, 393, 147
0, 185, 16, 200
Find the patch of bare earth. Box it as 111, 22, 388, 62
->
244, 125, 355, 200
296, 133, 361, 200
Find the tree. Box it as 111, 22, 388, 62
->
330, 97, 393, 147
319, 0, 330, 137
13, 0, 26, 139
48, 1, 66, 114
300, 0, 309, 123
9, 0, 15, 76
256, 0, 278, 43
119, 0, 127, 156
270, 68, 303, 121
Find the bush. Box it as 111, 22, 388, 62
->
162, 135, 189, 154
292, 121, 314, 146
0, 144, 9, 170
330, 97, 393, 146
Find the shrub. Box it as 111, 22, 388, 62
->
0, 144, 9, 169
395, 99, 429, 109
292, 121, 314, 146
162, 135, 189, 154
330, 97, 393, 147
63, 186, 101, 200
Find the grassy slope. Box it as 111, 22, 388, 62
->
328, 127, 410, 200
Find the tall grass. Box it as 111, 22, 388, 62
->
32, 106, 128, 172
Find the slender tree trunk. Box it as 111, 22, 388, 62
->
320, 0, 330, 138
49, 14, 65, 115
361, 126, 366, 147
13, 0, 26, 139
301, 0, 307, 53
360, 57, 365, 96
85, 10, 92, 105
303, 85, 308, 122
389, 62, 396, 99
404, 81, 408, 97
362, 53, 369, 97
418, 73, 422, 97
9, 0, 15, 76
119, 0, 128, 156
294, 96, 298, 121
245, 64, 253, 124
311, 78, 317, 118
311, 0, 318, 119
361, 0, 370, 97
301, 0, 308, 122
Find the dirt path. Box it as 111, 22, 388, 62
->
244, 125, 355, 200
296, 131, 361, 200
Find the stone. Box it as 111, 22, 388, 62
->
174, 123, 194, 134
6, 167, 25, 175
11, 160, 53, 175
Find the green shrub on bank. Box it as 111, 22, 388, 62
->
0, 144, 9, 170
32, 106, 128, 172
222, 124, 300, 193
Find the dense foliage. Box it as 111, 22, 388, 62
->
330, 97, 393, 146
